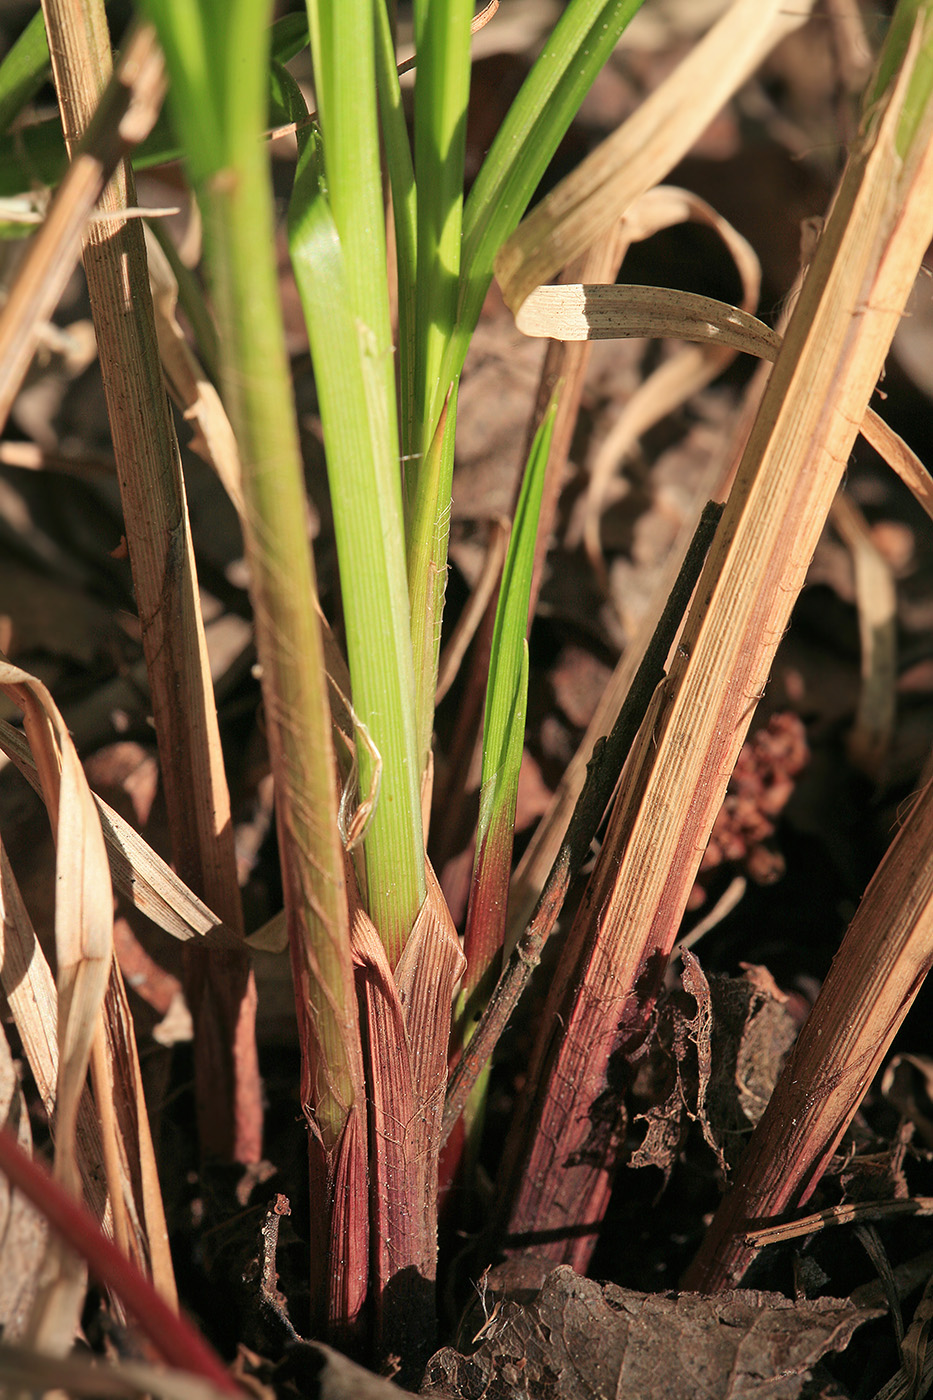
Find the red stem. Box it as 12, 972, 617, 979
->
0, 1129, 241, 1395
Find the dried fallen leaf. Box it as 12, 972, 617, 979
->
423, 1266, 882, 1400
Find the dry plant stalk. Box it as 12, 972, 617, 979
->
40, 0, 260, 1164
505, 190, 762, 949
495, 15, 933, 1267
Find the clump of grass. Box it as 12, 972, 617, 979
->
0, 0, 931, 1391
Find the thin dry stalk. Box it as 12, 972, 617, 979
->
830, 491, 897, 777
40, 0, 260, 1164
495, 19, 933, 1268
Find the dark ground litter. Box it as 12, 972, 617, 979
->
2, 3, 933, 1397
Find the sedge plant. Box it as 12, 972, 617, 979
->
4, 0, 932, 1388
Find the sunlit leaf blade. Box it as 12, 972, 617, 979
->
458, 396, 558, 1025
288, 122, 425, 966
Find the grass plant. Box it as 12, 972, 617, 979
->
0, 0, 932, 1391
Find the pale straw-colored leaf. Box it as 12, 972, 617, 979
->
0, 660, 112, 1351
515, 282, 774, 349
0, 663, 112, 1195
0, 1020, 47, 1339
145, 229, 246, 518
0, 833, 119, 1236
0, 719, 240, 952
830, 491, 897, 778
0, 835, 59, 1114
493, 0, 816, 315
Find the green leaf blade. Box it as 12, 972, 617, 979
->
459, 396, 559, 1017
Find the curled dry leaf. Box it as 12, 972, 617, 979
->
0, 663, 112, 1189
0, 659, 113, 1350
0, 719, 241, 952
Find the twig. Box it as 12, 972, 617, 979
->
744, 1197, 933, 1250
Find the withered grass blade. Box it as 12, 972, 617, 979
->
829, 492, 897, 777
0, 834, 115, 1228
0, 720, 240, 952
0, 663, 112, 1195
0, 665, 174, 1309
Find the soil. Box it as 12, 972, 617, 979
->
2, 3, 933, 1398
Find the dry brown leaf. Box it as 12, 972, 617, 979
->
423, 1267, 880, 1400
0, 659, 113, 1350
0, 831, 132, 1255
502, 9, 933, 1277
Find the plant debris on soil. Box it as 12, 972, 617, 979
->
2, 3, 933, 1398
